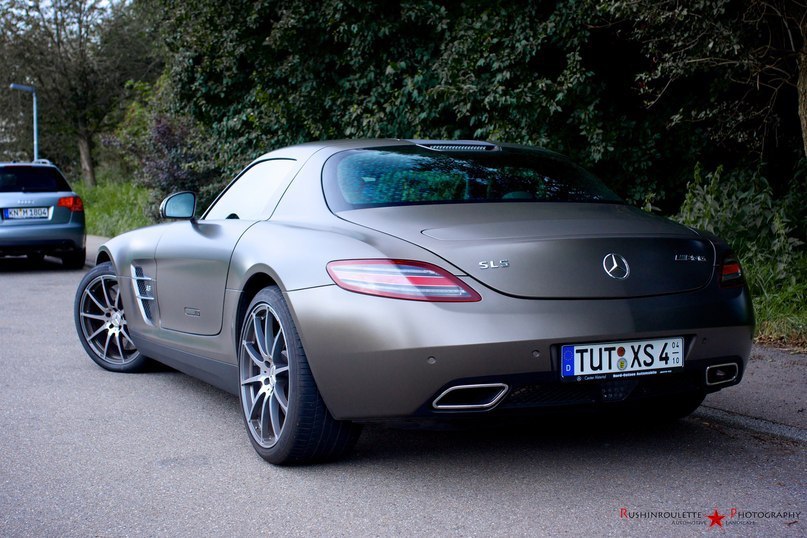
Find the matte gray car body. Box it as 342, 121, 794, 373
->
77, 139, 754, 462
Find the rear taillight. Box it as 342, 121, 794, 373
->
326, 259, 481, 302
720, 255, 744, 287
58, 196, 84, 212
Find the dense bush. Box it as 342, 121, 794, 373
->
85, 0, 805, 345
135, 114, 223, 215
676, 164, 806, 345
146, 0, 805, 213
109, 79, 225, 216
677, 165, 803, 271
151, 0, 718, 207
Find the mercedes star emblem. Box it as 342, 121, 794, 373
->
603, 253, 630, 280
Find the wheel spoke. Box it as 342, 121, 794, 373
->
87, 324, 107, 342
269, 395, 283, 437
253, 312, 269, 359
274, 365, 289, 376
241, 373, 263, 386
243, 342, 264, 369
120, 328, 135, 347
260, 390, 272, 440
274, 384, 289, 413
80, 312, 107, 321
264, 314, 272, 360
114, 285, 121, 309
248, 390, 263, 421
100, 278, 113, 308
86, 289, 106, 311
115, 333, 124, 360
270, 331, 283, 363
102, 332, 112, 362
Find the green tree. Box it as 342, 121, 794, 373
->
599, 0, 806, 165
0, 0, 160, 185
152, 0, 681, 202
147, 0, 804, 209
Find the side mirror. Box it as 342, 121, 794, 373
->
160, 191, 197, 220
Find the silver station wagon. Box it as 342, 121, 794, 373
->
0, 161, 85, 267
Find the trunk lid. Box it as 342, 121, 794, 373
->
337, 203, 715, 299
0, 191, 76, 227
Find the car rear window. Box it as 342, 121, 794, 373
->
323, 146, 623, 211
0, 166, 72, 193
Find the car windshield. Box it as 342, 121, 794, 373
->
0, 166, 72, 193
324, 146, 623, 211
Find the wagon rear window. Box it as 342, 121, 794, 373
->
0, 166, 71, 193
324, 146, 622, 211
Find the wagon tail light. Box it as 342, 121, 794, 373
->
326, 259, 481, 302
719, 254, 744, 287
57, 196, 84, 212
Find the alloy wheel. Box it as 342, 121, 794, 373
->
77, 274, 139, 365
240, 303, 291, 449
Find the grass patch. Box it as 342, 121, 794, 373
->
73, 178, 156, 237
745, 256, 807, 351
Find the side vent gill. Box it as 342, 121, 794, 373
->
131, 265, 155, 324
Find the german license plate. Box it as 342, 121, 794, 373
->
560, 337, 684, 382
3, 207, 49, 219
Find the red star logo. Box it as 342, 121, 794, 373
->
707, 509, 726, 528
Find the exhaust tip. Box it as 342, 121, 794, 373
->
432, 383, 509, 410
706, 363, 739, 386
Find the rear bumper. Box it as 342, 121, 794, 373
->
0, 221, 85, 255
288, 281, 754, 420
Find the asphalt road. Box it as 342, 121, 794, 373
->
1, 257, 804, 537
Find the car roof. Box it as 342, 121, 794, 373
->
249, 138, 568, 165
249, 139, 407, 164
0, 161, 62, 170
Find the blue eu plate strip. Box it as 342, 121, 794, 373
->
561, 345, 575, 377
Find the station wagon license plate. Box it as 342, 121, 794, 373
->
3, 207, 49, 219
560, 337, 684, 382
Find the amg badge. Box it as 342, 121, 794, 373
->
674, 254, 707, 262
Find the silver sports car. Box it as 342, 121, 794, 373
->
74, 139, 754, 464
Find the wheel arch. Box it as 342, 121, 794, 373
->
95, 249, 112, 266
233, 270, 342, 419
235, 271, 280, 352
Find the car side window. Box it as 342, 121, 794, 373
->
204, 159, 297, 220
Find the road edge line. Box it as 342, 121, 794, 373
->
695, 405, 807, 443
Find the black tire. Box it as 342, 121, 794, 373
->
74, 262, 146, 372
62, 248, 86, 269
238, 286, 361, 464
